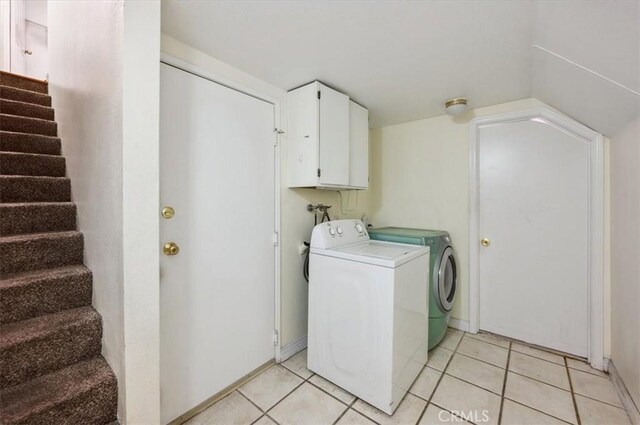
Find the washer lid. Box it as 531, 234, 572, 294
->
311, 240, 430, 268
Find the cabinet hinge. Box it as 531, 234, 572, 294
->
317, 90, 321, 99
273, 128, 284, 146
317, 168, 321, 177
273, 232, 279, 246
273, 330, 279, 346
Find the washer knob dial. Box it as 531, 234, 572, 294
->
355, 223, 363, 233
336, 227, 343, 235
329, 228, 336, 236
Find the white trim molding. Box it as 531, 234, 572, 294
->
448, 317, 470, 333
609, 360, 640, 425
279, 335, 308, 362
469, 107, 605, 369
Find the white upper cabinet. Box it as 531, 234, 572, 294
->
288, 81, 368, 189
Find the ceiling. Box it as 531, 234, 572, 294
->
162, 1, 639, 135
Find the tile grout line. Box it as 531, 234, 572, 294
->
497, 341, 513, 425
503, 369, 572, 393
470, 332, 594, 369
334, 397, 376, 425
263, 367, 315, 416
565, 356, 582, 425
414, 332, 466, 425
269, 360, 363, 424
502, 398, 576, 425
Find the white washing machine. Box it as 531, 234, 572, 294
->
307, 219, 430, 414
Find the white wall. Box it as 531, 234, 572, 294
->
122, 1, 161, 423
25, 0, 47, 27
610, 118, 640, 409
48, 1, 160, 423
369, 98, 611, 358
160, 35, 370, 350
48, 0, 125, 415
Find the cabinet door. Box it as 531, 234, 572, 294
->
288, 83, 320, 187
349, 101, 369, 188
318, 83, 350, 186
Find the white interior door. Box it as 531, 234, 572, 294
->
478, 117, 590, 357
160, 62, 276, 424
23, 19, 47, 80
23, 0, 47, 80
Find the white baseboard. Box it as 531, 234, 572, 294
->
448, 317, 470, 333
279, 335, 307, 362
609, 360, 640, 425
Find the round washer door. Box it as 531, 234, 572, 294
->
435, 246, 457, 312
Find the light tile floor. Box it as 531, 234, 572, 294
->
184, 329, 632, 425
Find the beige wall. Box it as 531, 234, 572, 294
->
369, 98, 611, 359
610, 118, 640, 409
160, 35, 370, 350
370, 99, 544, 322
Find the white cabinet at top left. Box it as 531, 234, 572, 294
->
288, 81, 368, 189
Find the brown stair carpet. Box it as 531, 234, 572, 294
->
1, 152, 66, 177
1, 85, 52, 107
1, 202, 76, 235
0, 175, 71, 202
0, 71, 117, 424
0, 131, 61, 155
1, 114, 57, 136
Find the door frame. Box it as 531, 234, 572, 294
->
159, 53, 283, 362
468, 107, 605, 369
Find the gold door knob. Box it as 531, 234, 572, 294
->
161, 206, 175, 219
481, 238, 490, 247
163, 242, 180, 256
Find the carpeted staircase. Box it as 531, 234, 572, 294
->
0, 71, 118, 424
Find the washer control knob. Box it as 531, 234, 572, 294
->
336, 227, 343, 235
329, 228, 336, 236
355, 223, 363, 233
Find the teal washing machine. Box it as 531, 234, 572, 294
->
368, 227, 458, 350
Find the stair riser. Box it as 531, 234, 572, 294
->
0, 316, 102, 388
9, 382, 117, 425
0, 153, 66, 177
0, 131, 61, 156
0, 73, 48, 94
0, 177, 71, 202
0, 233, 83, 275
0, 271, 92, 324
1, 359, 117, 425
0, 204, 76, 236
1, 100, 54, 121
1, 114, 57, 136
0, 86, 51, 106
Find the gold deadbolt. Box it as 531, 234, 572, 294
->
162, 206, 175, 219
163, 242, 180, 256
481, 238, 490, 247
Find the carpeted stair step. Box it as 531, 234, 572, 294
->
0, 356, 117, 425
1, 99, 55, 121
0, 176, 71, 202
0, 114, 57, 136
0, 265, 92, 324
0, 85, 51, 107
0, 71, 48, 94
0, 203, 76, 236
0, 152, 65, 177
0, 131, 61, 155
0, 306, 102, 388
0, 231, 84, 275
